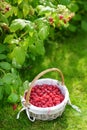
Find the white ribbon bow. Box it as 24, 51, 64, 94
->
17, 96, 35, 122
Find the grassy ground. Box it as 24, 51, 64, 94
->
0, 32, 87, 130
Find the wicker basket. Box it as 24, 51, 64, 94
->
17, 68, 81, 122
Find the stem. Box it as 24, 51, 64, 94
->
19, 31, 28, 40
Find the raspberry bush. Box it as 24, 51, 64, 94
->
0, 0, 74, 103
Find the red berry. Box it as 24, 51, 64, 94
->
49, 17, 54, 24
5, 7, 9, 11
12, 104, 17, 110
59, 15, 63, 20
25, 84, 64, 108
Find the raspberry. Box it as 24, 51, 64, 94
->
12, 104, 17, 110
25, 84, 64, 108
49, 17, 54, 24
5, 7, 9, 11
59, 15, 63, 20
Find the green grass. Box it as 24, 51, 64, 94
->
0, 32, 87, 130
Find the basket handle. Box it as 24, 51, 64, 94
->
25, 68, 64, 105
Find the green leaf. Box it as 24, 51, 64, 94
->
0, 12, 8, 24
0, 62, 11, 70
0, 78, 4, 86
0, 44, 6, 53
10, 46, 26, 65
17, 10, 23, 18
13, 6, 18, 16
73, 14, 81, 21
7, 93, 19, 103
0, 54, 7, 60
59, 0, 71, 5
38, 6, 55, 15
5, 8, 14, 18
36, 5, 44, 11
12, 59, 22, 69
81, 21, 87, 31
19, 80, 29, 95
35, 40, 45, 55
2, 70, 22, 89
10, 19, 33, 33
0, 86, 3, 100
84, 2, 87, 11
18, 0, 23, 4
69, 3, 79, 12
38, 25, 49, 40
23, 80, 29, 90
2, 73, 14, 84
4, 34, 17, 44
4, 35, 13, 43
23, 3, 29, 17
68, 24, 76, 32
25, 21, 34, 32
11, 68, 22, 86
4, 85, 11, 95
0, 27, 2, 32
10, 19, 26, 32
